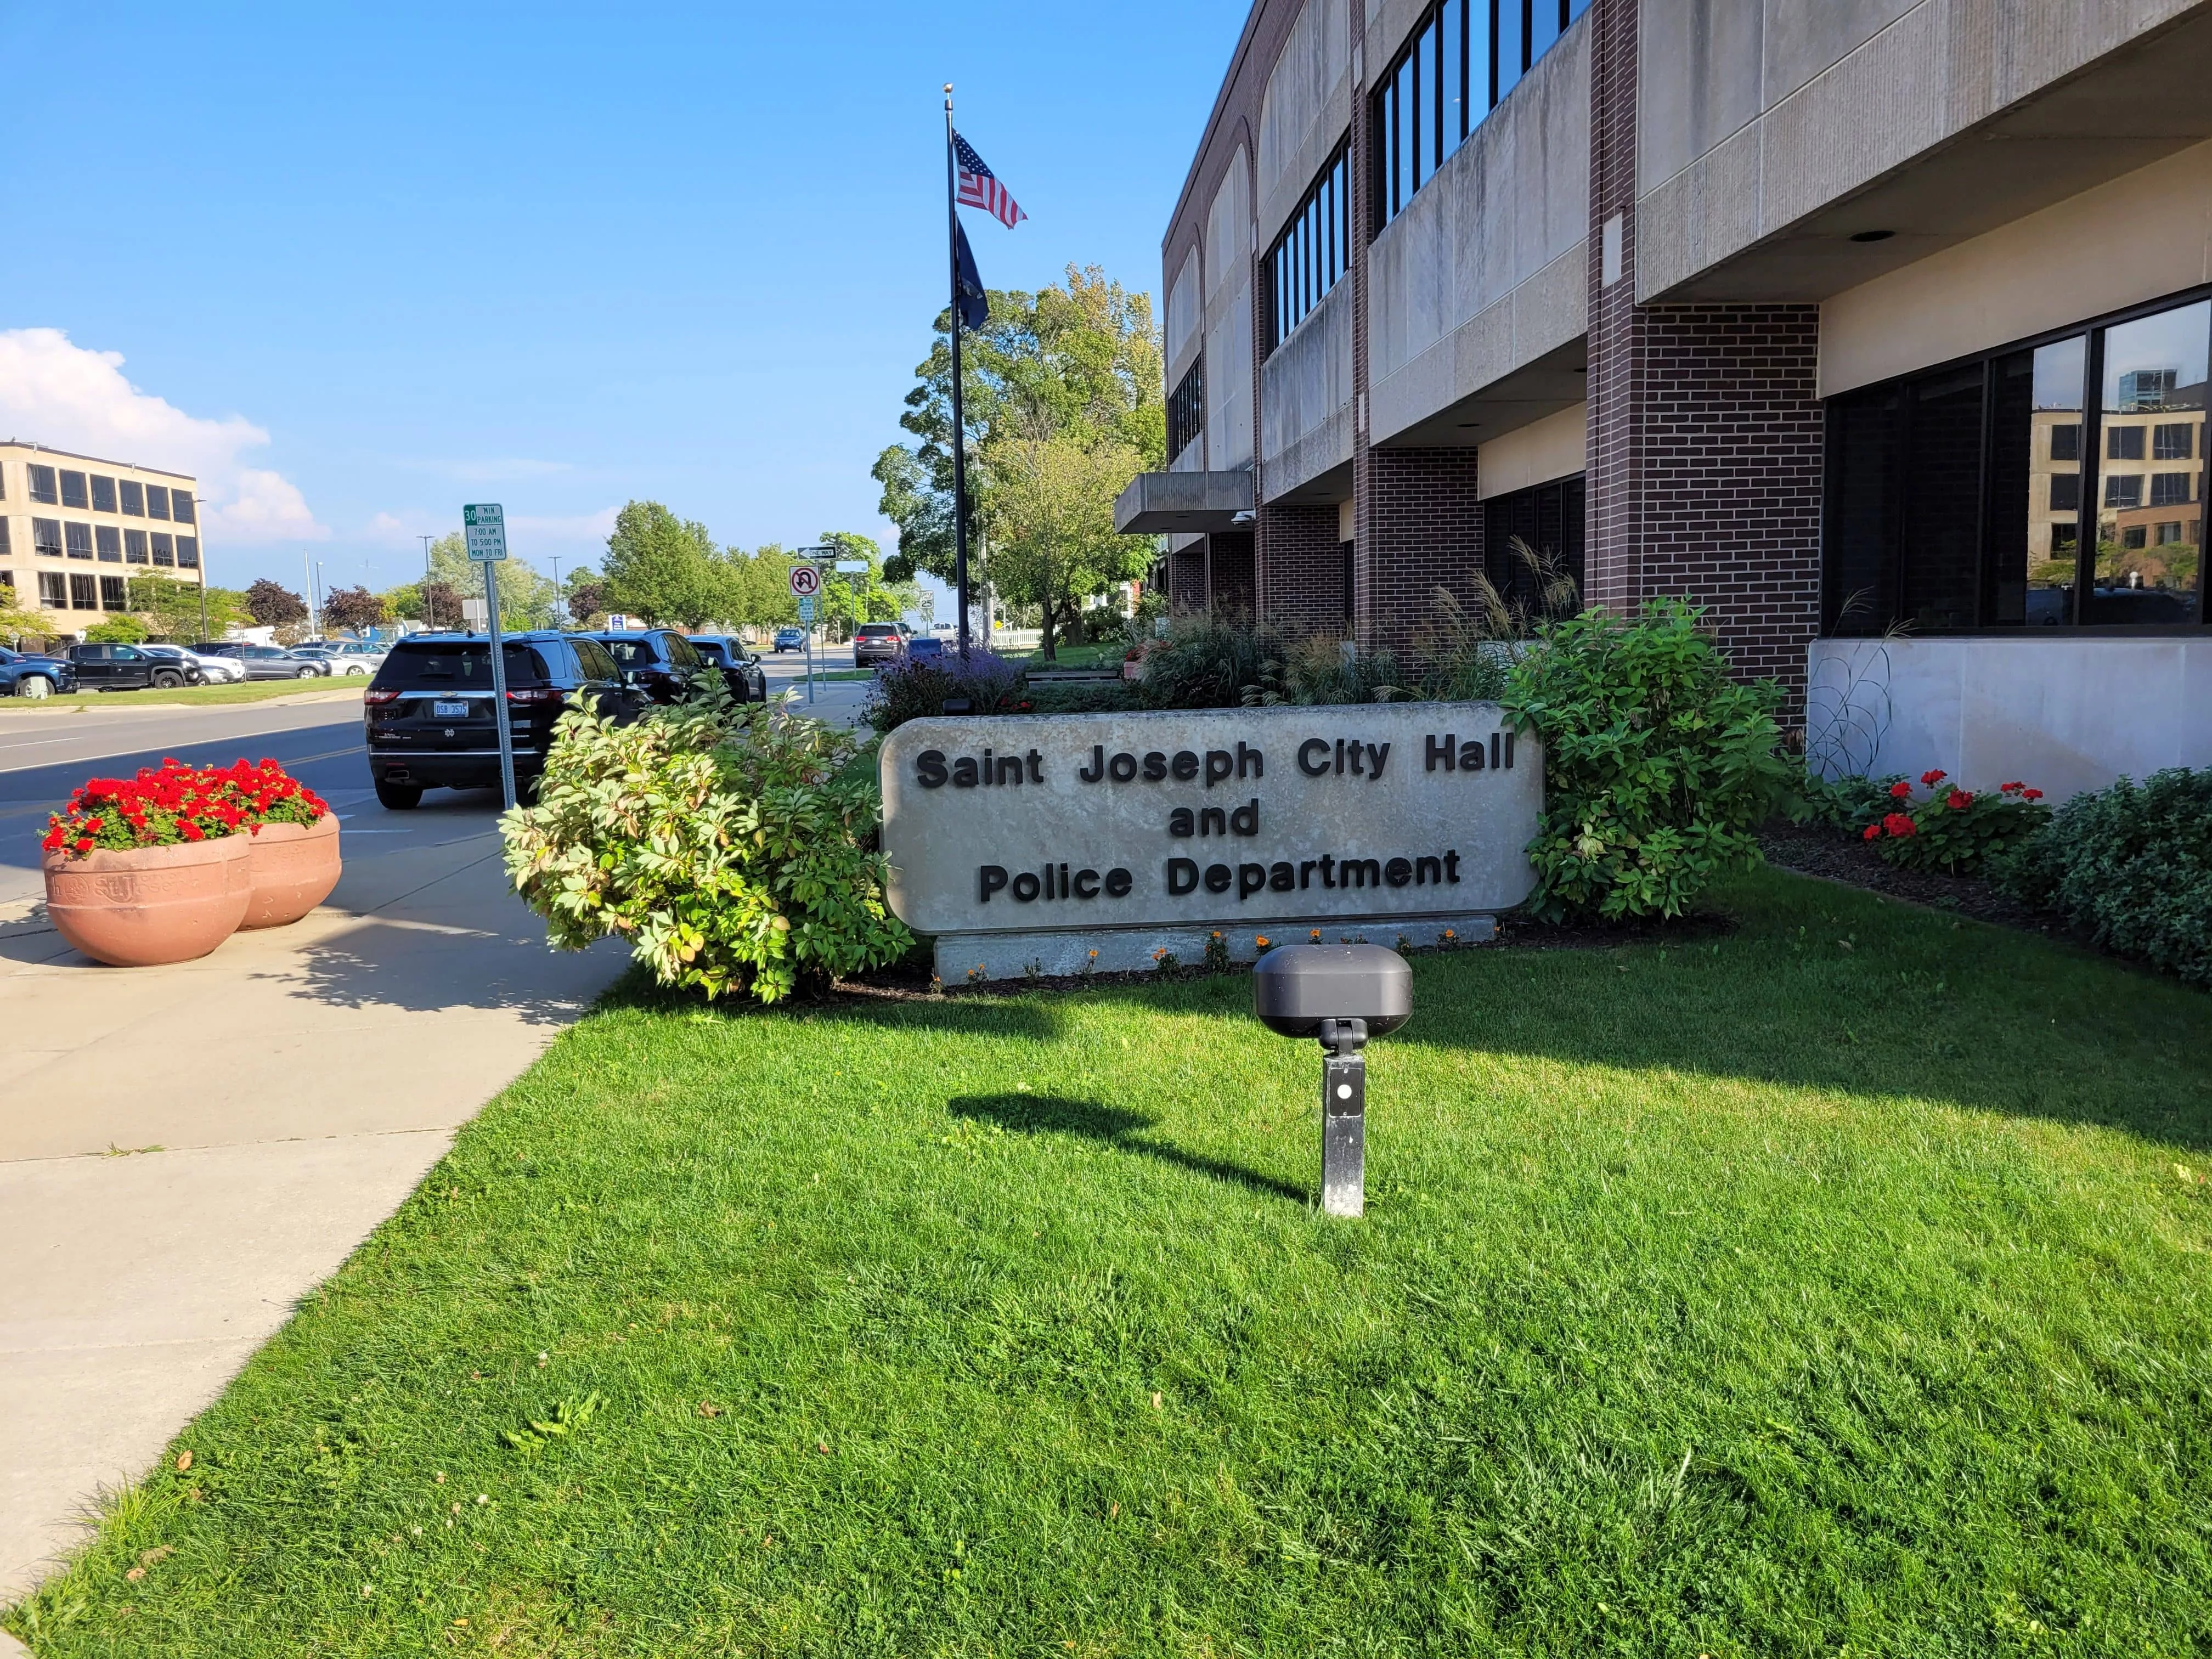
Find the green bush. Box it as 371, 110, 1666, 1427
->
1503, 599, 1791, 921
501, 682, 911, 1002
1995, 767, 2212, 989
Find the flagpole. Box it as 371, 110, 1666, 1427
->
944, 83, 971, 661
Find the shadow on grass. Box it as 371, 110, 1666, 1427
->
950, 1093, 1308, 1205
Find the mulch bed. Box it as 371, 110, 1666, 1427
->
1758, 820, 2073, 938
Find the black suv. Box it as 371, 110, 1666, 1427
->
363, 632, 637, 809
63, 642, 200, 690
685, 635, 769, 702
588, 629, 763, 704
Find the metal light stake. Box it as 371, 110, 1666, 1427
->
1252, 945, 1412, 1218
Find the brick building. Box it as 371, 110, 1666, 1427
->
1115, 0, 2212, 799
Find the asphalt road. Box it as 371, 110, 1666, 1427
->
0, 700, 394, 909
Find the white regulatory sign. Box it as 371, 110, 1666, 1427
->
788, 564, 822, 598
462, 503, 509, 562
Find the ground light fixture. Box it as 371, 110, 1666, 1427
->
1252, 943, 1412, 1217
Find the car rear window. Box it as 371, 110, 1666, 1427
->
664, 634, 703, 668
376, 641, 553, 687
690, 640, 728, 665
858, 624, 900, 637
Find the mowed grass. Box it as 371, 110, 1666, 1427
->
11, 871, 2212, 1656
21, 680, 364, 709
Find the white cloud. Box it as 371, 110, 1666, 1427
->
0, 327, 326, 545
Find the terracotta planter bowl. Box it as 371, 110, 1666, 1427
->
42, 832, 254, 967
242, 814, 342, 929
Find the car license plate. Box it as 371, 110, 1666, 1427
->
432, 701, 469, 718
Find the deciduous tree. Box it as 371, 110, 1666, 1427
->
321, 585, 387, 632
602, 501, 719, 627
244, 579, 308, 628
981, 434, 1146, 657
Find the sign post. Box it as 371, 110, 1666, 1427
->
789, 562, 823, 706
464, 503, 516, 811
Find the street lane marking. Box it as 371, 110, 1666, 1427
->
0, 738, 365, 780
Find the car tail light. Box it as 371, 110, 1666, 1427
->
505, 687, 561, 703
364, 688, 401, 705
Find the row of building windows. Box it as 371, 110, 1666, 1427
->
1825, 290, 2209, 632
1372, 0, 1590, 232
1266, 142, 1351, 350
12, 464, 193, 522
1, 518, 200, 568
1167, 354, 1206, 461
4, 569, 134, 611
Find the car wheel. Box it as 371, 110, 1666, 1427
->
296, 666, 317, 679
151, 669, 184, 689
346, 663, 368, 675
18, 675, 50, 699
374, 779, 424, 810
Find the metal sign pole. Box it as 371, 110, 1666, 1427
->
465, 503, 517, 811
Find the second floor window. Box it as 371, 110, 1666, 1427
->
1267, 142, 1351, 351
178, 536, 201, 569
27, 465, 58, 504
65, 522, 94, 560
1167, 354, 1205, 461
32, 518, 63, 557
125, 529, 149, 563
95, 526, 122, 562
1373, 0, 1590, 232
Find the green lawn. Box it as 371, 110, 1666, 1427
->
11, 870, 2212, 1656
1017, 640, 1125, 669
18, 680, 364, 709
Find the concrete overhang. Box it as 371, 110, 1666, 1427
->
1647, 6, 2212, 304
1375, 338, 1590, 451
1114, 470, 1255, 534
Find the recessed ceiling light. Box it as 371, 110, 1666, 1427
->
1850, 229, 1896, 244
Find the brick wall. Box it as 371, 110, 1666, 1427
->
1169, 543, 1209, 613
1639, 305, 1824, 706
1209, 531, 1257, 617
1583, 0, 1822, 718
1363, 448, 1485, 652
1257, 503, 1346, 634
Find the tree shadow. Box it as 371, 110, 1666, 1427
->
949, 1092, 1308, 1205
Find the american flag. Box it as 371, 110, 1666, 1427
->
953, 132, 1026, 229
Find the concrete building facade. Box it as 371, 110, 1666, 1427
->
0, 442, 205, 634
1118, 0, 2212, 796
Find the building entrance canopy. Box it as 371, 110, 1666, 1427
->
1113, 470, 1255, 534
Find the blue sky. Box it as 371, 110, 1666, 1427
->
1, 1, 1243, 602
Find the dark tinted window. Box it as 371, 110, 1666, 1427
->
571, 638, 621, 680
27, 465, 58, 504
119, 480, 145, 516
60, 471, 88, 509
145, 485, 171, 520
1822, 386, 1902, 635
90, 475, 117, 512
663, 633, 702, 668
690, 639, 730, 665
171, 493, 196, 524
599, 637, 655, 667
1483, 474, 1585, 629
857, 624, 901, 638
1901, 365, 1984, 631
377, 641, 553, 686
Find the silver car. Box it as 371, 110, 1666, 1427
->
142, 644, 244, 684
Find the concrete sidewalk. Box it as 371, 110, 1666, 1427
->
0, 782, 627, 1605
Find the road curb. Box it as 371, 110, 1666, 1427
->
0, 688, 365, 717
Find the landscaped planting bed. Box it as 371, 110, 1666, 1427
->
10, 869, 2211, 1655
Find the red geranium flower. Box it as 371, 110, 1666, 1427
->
1881, 812, 1916, 837
1862, 824, 1881, 841
1945, 790, 1972, 810
1920, 769, 1946, 787
2022, 787, 2043, 800
1889, 780, 1912, 800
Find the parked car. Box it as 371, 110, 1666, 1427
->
685, 635, 770, 702
853, 622, 906, 668
199, 644, 333, 680
906, 635, 945, 664
364, 631, 639, 809
586, 629, 718, 704
0, 646, 76, 698
772, 626, 806, 653
62, 642, 201, 691
142, 643, 244, 684
324, 641, 388, 675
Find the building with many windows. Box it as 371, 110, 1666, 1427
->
0, 442, 205, 634
1116, 0, 2212, 798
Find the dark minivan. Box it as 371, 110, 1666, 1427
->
363, 632, 636, 809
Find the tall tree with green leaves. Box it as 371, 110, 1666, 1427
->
981, 434, 1147, 656
873, 266, 1163, 648
602, 502, 720, 626
424, 531, 558, 630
